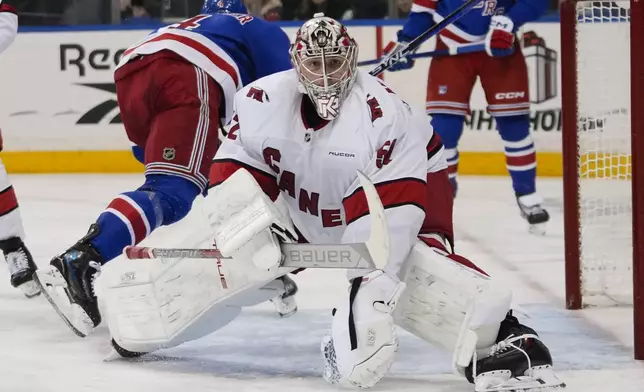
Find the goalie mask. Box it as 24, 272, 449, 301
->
290, 14, 358, 120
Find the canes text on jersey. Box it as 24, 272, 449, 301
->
263, 147, 344, 228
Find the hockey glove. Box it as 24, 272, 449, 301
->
485, 15, 516, 57
381, 39, 416, 72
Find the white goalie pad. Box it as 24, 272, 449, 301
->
323, 270, 405, 389
208, 168, 298, 269
393, 241, 512, 373
99, 193, 295, 355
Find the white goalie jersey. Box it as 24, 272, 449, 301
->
210, 69, 447, 276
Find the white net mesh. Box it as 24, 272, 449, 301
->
576, 1, 632, 305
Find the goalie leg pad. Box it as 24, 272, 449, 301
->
101, 194, 294, 354
323, 270, 405, 388
103, 254, 289, 354
208, 169, 298, 269
393, 241, 512, 373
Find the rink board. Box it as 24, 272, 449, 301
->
0, 19, 571, 174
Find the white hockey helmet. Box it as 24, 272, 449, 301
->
290, 13, 359, 120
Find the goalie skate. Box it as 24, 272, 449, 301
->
466, 313, 565, 392
32, 266, 95, 338
473, 365, 565, 392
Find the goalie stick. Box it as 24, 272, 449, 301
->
369, 0, 479, 77
125, 243, 376, 269
358, 43, 485, 67
125, 170, 390, 270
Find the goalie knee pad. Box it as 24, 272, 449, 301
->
322, 270, 405, 388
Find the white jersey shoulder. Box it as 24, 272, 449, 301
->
350, 69, 425, 142
0, 5, 18, 56
232, 69, 300, 136
354, 72, 446, 174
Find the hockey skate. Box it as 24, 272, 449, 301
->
516, 193, 549, 235
465, 312, 565, 392
34, 224, 104, 337
0, 237, 40, 298
270, 274, 298, 317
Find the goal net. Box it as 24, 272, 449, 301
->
570, 1, 631, 306
561, 0, 644, 359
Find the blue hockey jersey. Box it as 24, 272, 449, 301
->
117, 13, 292, 122
400, 0, 547, 48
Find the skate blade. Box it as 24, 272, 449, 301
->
475, 366, 566, 392
33, 267, 94, 338
19, 280, 42, 298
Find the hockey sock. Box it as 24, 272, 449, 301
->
496, 115, 537, 195
91, 175, 200, 262
430, 113, 465, 195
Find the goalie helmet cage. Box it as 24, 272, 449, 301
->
561, 0, 644, 359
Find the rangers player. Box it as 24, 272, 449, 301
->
383, 0, 550, 232
0, 1, 40, 298
35, 0, 296, 335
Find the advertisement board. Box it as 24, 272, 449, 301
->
0, 20, 563, 174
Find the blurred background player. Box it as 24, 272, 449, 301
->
36, 0, 294, 334
383, 0, 550, 233
0, 0, 39, 298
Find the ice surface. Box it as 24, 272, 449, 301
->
0, 174, 642, 392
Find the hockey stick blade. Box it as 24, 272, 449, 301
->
357, 43, 485, 67
369, 0, 479, 76
356, 170, 389, 269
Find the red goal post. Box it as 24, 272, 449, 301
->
560, 0, 644, 359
